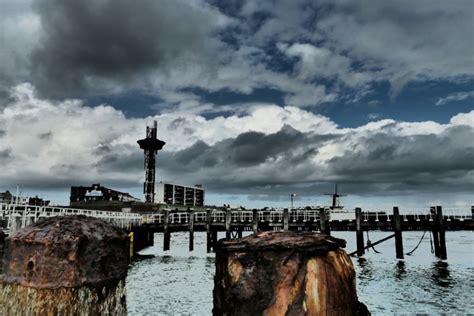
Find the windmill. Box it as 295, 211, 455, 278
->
324, 184, 346, 210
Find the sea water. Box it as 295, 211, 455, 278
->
126, 231, 474, 315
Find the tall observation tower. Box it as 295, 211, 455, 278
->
137, 120, 166, 203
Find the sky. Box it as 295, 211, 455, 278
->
0, 0, 473, 210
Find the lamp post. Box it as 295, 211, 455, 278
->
290, 193, 297, 210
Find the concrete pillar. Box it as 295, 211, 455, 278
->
213, 231, 369, 315
0, 215, 129, 315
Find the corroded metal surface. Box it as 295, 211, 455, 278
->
217, 230, 346, 253
0, 278, 127, 315
214, 231, 369, 316
2, 215, 129, 288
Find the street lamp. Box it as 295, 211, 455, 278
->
290, 193, 297, 209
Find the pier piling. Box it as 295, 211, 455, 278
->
283, 208, 289, 231
393, 207, 404, 259
431, 207, 441, 257
189, 208, 194, 252
0, 216, 129, 315
356, 207, 365, 256
225, 208, 232, 239
164, 209, 170, 251
252, 209, 258, 234
319, 207, 331, 235
436, 206, 447, 260
206, 209, 212, 253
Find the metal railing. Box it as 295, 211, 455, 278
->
0, 203, 142, 235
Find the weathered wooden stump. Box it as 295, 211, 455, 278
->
213, 231, 369, 316
0, 215, 129, 315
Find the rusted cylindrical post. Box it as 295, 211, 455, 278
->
213, 231, 369, 316
0, 215, 129, 315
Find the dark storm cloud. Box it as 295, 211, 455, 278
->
38, 132, 52, 140
160, 125, 333, 172
96, 151, 143, 173
156, 123, 474, 197
30, 0, 222, 97
329, 126, 474, 177
0, 149, 12, 160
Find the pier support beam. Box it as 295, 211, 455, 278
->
189, 208, 194, 252
0, 216, 129, 315
430, 206, 440, 257
319, 207, 330, 235
436, 205, 447, 260
206, 209, 212, 253
225, 208, 232, 239
164, 209, 170, 251
355, 207, 365, 257
283, 208, 289, 231
252, 209, 258, 234
393, 206, 404, 260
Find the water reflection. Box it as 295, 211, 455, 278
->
431, 261, 452, 288
356, 257, 375, 285
394, 260, 407, 280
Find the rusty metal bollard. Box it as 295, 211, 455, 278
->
0, 215, 129, 315
213, 231, 370, 316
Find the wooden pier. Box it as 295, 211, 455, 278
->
139, 206, 473, 256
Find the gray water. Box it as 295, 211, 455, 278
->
126, 231, 474, 315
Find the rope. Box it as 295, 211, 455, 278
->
366, 230, 381, 254
406, 230, 427, 256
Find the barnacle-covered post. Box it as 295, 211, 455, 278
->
213, 231, 369, 316
0, 215, 129, 315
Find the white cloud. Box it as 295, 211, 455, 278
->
436, 91, 474, 106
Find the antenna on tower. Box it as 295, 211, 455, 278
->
137, 120, 166, 203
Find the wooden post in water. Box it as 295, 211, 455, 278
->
393, 206, 404, 259
206, 209, 212, 253
163, 209, 170, 251
189, 208, 194, 252
355, 207, 365, 256
430, 206, 440, 257
225, 208, 232, 239
319, 207, 330, 235
252, 209, 258, 234
436, 205, 447, 260
283, 208, 289, 231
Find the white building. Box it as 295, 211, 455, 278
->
155, 182, 204, 207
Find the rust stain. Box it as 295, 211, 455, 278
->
228, 259, 243, 284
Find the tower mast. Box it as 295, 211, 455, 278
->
137, 120, 166, 203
